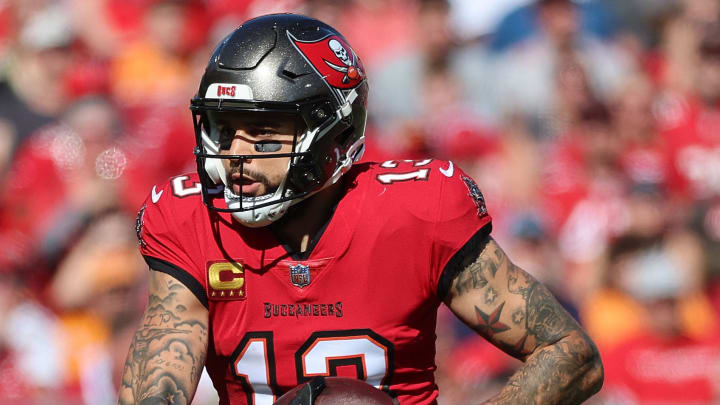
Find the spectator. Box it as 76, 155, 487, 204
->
658, 0, 719, 94
0, 96, 124, 281
48, 212, 147, 403
332, 0, 417, 70
1, 2, 720, 403
369, 0, 493, 146
614, 74, 670, 190
659, 24, 720, 201
109, 0, 203, 106
0, 273, 64, 402
490, 0, 618, 53
0, 3, 76, 170
599, 229, 720, 404
488, 0, 634, 133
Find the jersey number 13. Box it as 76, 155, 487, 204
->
230, 329, 395, 404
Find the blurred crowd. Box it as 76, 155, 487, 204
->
1, 0, 720, 404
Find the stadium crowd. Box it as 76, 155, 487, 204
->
1, 0, 720, 403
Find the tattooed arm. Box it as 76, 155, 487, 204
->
118, 270, 209, 405
444, 236, 603, 404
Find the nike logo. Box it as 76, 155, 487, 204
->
151, 185, 164, 203
439, 161, 454, 177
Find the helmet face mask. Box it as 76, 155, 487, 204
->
190, 14, 368, 227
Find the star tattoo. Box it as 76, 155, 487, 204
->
512, 308, 525, 325
474, 302, 511, 338
485, 287, 498, 305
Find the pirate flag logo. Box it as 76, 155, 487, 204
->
461, 175, 488, 217
289, 33, 365, 89
135, 204, 147, 248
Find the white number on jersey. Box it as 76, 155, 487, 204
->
230, 329, 394, 404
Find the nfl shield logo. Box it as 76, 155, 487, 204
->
289, 263, 311, 288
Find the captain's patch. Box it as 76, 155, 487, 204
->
207, 261, 246, 300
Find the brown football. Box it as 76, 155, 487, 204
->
273, 377, 395, 405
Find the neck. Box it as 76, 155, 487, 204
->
270, 180, 344, 255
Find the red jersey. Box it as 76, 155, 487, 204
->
602, 333, 720, 404
658, 94, 720, 200
136, 159, 492, 405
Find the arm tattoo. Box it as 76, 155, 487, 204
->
525, 281, 576, 344
451, 238, 502, 297
486, 331, 603, 405
486, 276, 603, 404
447, 238, 603, 404
454, 267, 488, 295
118, 278, 208, 405
484, 287, 498, 305
511, 308, 525, 325
474, 302, 511, 338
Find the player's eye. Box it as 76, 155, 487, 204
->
254, 141, 282, 153
218, 126, 235, 150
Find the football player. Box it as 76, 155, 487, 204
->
119, 13, 603, 405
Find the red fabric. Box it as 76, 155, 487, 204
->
64, 57, 111, 100
0, 352, 31, 400
446, 336, 518, 381
0, 103, 194, 274
137, 160, 491, 404
118, 104, 196, 213
179, 1, 212, 53
641, 50, 667, 87
617, 140, 669, 187
105, 0, 149, 39
658, 94, 720, 200
709, 281, 720, 321
0, 131, 68, 271
0, 6, 14, 46
205, 0, 255, 22
427, 113, 499, 162
337, 0, 416, 69
105, 0, 210, 50
602, 333, 720, 404
539, 135, 589, 232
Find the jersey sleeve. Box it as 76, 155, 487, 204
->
429, 163, 492, 300
135, 181, 209, 308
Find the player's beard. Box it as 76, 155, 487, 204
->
226, 165, 278, 201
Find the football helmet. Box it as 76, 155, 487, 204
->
191, 13, 368, 227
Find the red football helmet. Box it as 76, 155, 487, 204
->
273, 376, 395, 405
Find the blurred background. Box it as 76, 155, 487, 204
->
1, 0, 720, 403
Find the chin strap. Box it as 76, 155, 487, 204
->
288, 376, 327, 405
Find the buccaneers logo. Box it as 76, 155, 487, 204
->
135, 204, 146, 247
289, 33, 365, 89
461, 175, 488, 217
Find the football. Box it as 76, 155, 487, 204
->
273, 376, 395, 405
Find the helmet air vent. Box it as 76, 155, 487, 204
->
281, 69, 305, 80
218, 24, 277, 70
